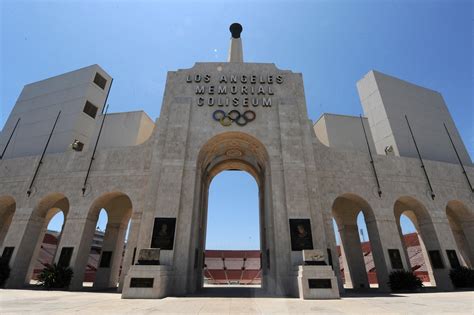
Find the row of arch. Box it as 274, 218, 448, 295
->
331, 193, 473, 291
0, 191, 472, 292
0, 192, 134, 290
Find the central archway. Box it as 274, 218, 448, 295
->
191, 131, 274, 294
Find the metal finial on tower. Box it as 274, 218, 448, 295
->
228, 23, 243, 62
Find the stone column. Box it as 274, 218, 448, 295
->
372, 213, 412, 289
364, 216, 390, 292
338, 223, 369, 290
4, 208, 44, 288
25, 224, 48, 283
118, 212, 141, 291
460, 220, 474, 267
0, 212, 14, 247
339, 241, 353, 288
54, 208, 97, 290
94, 221, 128, 289
417, 218, 453, 290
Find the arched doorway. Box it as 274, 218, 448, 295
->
0, 196, 15, 247
394, 196, 445, 287
29, 211, 65, 284
191, 132, 273, 294
331, 193, 388, 291
446, 200, 474, 267
6, 193, 69, 287
203, 170, 261, 288
79, 192, 132, 289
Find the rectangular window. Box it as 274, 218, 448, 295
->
93, 73, 107, 90
83, 101, 98, 119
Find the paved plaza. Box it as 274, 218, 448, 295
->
0, 289, 472, 314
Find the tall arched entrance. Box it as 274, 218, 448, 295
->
446, 200, 474, 267
190, 132, 274, 294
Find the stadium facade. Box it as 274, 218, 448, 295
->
0, 24, 473, 298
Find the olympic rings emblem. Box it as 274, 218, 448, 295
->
212, 110, 256, 127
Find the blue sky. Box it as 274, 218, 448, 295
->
1, 0, 472, 248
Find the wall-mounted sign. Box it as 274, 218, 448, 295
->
289, 219, 314, 251
212, 109, 256, 127
446, 250, 461, 269
428, 250, 445, 269
388, 249, 404, 269
99, 251, 113, 268
58, 247, 74, 267
151, 218, 176, 250
186, 73, 284, 126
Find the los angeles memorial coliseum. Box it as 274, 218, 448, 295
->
0, 23, 472, 299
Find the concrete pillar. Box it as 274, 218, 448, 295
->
459, 220, 474, 267
25, 224, 48, 283
418, 219, 452, 290
416, 233, 436, 286
338, 223, 369, 290
364, 216, 390, 292
54, 210, 97, 290
4, 209, 44, 288
94, 221, 128, 289
118, 213, 141, 291
339, 241, 353, 288
0, 212, 14, 247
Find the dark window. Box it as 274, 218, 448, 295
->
99, 251, 112, 268
83, 101, 98, 119
93, 73, 107, 90
58, 247, 74, 267
428, 250, 445, 269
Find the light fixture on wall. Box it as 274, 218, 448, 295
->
71, 139, 84, 152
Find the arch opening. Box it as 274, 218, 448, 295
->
203, 170, 261, 288
192, 132, 271, 293
394, 196, 441, 287
25, 193, 69, 285
76, 192, 133, 290
331, 193, 386, 291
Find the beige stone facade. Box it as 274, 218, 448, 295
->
0, 25, 472, 299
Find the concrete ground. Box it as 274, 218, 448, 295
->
0, 289, 473, 314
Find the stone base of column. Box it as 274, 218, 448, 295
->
121, 265, 172, 299
297, 265, 340, 299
